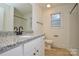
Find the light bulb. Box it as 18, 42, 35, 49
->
46, 4, 51, 8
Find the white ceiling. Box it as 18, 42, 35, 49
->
7, 3, 74, 15
8, 3, 32, 16
39, 3, 75, 9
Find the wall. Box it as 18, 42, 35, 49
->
32, 4, 43, 35
4, 5, 14, 31
42, 5, 73, 48
69, 3, 79, 56
77, 4, 79, 56
0, 7, 4, 31
69, 4, 78, 49
0, 4, 14, 31
24, 13, 32, 32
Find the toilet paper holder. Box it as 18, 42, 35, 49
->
53, 35, 59, 37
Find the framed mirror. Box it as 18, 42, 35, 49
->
13, 3, 32, 33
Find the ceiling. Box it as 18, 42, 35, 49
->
7, 3, 74, 15
8, 3, 32, 16
39, 3, 75, 9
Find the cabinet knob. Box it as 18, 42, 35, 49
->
36, 50, 39, 52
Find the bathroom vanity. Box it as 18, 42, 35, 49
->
0, 34, 44, 56
0, 3, 44, 56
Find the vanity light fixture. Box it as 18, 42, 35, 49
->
46, 4, 51, 8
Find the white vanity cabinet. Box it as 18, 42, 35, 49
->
24, 40, 36, 56
0, 45, 23, 56
24, 37, 44, 56
34, 37, 44, 56
0, 36, 44, 56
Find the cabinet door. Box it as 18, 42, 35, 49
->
38, 37, 44, 56
24, 37, 44, 56
0, 7, 4, 31
33, 37, 44, 56
0, 45, 23, 56
24, 40, 35, 56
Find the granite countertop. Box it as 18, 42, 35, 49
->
0, 34, 44, 54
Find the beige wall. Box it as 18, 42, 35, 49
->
42, 5, 73, 48
24, 13, 32, 32
5, 5, 14, 31
77, 4, 79, 55
32, 4, 43, 35
32, 3, 79, 55
69, 4, 78, 49
0, 4, 14, 31
32, 4, 76, 48
0, 7, 4, 31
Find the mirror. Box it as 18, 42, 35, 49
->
13, 3, 32, 33
0, 3, 32, 33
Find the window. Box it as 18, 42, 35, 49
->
51, 13, 61, 27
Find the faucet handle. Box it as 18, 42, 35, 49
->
14, 26, 18, 31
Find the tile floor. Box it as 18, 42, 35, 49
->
45, 47, 72, 56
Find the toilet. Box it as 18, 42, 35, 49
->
45, 39, 53, 49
